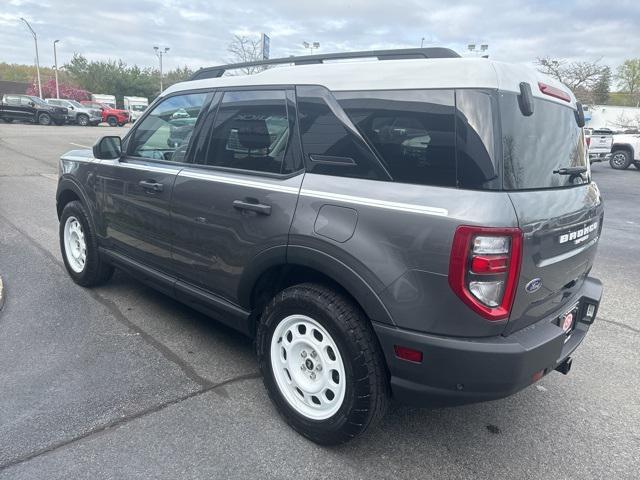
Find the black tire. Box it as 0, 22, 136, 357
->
38, 113, 52, 126
77, 114, 89, 126
256, 283, 389, 445
106, 116, 117, 127
633, 162, 640, 170
59, 200, 114, 287
610, 150, 631, 170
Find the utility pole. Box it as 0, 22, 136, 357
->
153, 46, 170, 92
421, 37, 425, 48
53, 40, 60, 99
302, 41, 320, 54
20, 17, 42, 98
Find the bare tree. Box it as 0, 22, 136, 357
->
536, 57, 608, 103
227, 35, 266, 75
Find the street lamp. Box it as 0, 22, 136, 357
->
468, 43, 489, 58
302, 41, 320, 54
20, 17, 42, 98
153, 46, 170, 92
53, 40, 60, 99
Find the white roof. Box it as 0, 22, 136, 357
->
163, 57, 576, 108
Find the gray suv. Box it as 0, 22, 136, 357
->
45, 98, 102, 126
55, 48, 603, 445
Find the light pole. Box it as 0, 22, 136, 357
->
302, 41, 320, 54
421, 37, 425, 48
153, 46, 170, 92
20, 17, 42, 98
53, 40, 60, 99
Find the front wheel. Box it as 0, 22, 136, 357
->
38, 113, 52, 125
59, 201, 114, 286
106, 116, 117, 127
256, 283, 389, 445
610, 150, 631, 169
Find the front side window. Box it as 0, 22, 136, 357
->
129, 93, 208, 163
204, 90, 291, 174
336, 89, 456, 187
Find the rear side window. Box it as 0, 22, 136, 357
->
500, 93, 586, 190
204, 90, 292, 174
335, 90, 456, 187
296, 86, 390, 181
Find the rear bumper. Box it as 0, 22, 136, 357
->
589, 152, 611, 163
374, 276, 602, 407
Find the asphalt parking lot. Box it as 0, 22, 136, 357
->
0, 123, 638, 479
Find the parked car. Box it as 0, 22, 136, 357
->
45, 98, 102, 126
585, 128, 614, 163
80, 101, 129, 126
56, 48, 603, 445
609, 133, 640, 169
0, 94, 67, 125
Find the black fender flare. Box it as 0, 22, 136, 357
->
56, 176, 98, 233
237, 245, 395, 326
611, 143, 635, 159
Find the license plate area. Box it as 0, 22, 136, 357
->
557, 302, 579, 339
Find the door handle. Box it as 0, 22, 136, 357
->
138, 180, 164, 192
233, 200, 271, 215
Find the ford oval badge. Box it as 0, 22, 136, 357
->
525, 278, 542, 293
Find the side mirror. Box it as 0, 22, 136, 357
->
575, 102, 586, 128
518, 82, 534, 116
93, 136, 122, 160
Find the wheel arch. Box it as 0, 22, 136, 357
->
56, 177, 97, 232
611, 143, 634, 158
239, 245, 395, 335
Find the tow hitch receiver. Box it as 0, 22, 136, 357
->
555, 357, 572, 375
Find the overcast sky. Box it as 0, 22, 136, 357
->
1, 0, 639, 75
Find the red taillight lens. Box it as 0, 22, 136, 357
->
448, 226, 523, 321
538, 82, 571, 102
586, 136, 591, 148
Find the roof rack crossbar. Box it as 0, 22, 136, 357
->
189, 47, 460, 81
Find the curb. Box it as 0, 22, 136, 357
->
0, 275, 4, 311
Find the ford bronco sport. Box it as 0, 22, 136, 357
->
56, 48, 603, 445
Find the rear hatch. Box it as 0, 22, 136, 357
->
499, 92, 604, 334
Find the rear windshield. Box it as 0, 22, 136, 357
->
500, 93, 587, 190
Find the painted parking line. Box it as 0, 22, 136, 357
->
69, 142, 91, 149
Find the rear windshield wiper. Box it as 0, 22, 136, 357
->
553, 166, 587, 175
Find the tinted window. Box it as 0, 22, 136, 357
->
500, 93, 587, 190
129, 93, 208, 163
297, 86, 389, 181
204, 90, 291, 174
455, 89, 500, 190
336, 90, 456, 187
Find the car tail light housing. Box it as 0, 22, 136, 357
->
448, 226, 523, 321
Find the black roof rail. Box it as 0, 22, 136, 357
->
189, 47, 460, 81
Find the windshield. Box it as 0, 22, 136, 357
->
28, 96, 48, 106
500, 93, 587, 190
68, 100, 83, 108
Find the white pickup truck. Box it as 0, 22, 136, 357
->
610, 133, 640, 170
585, 128, 614, 163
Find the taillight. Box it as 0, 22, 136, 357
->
586, 136, 591, 148
448, 226, 523, 321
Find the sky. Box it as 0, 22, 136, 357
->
1, 0, 639, 75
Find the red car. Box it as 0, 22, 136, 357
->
80, 101, 129, 127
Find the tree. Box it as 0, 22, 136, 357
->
536, 57, 609, 103
26, 78, 90, 101
227, 35, 265, 75
617, 59, 640, 93
592, 66, 611, 104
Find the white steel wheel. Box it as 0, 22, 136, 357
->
270, 314, 347, 420
63, 216, 87, 273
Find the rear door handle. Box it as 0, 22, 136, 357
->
138, 180, 164, 192
233, 200, 271, 215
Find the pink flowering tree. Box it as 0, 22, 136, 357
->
26, 78, 91, 101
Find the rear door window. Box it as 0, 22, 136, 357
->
335, 89, 456, 187
500, 93, 587, 190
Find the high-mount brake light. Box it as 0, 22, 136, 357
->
448, 226, 523, 321
538, 82, 571, 102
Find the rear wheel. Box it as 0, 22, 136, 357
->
256, 283, 389, 445
38, 113, 52, 126
610, 150, 631, 169
106, 116, 117, 127
77, 114, 89, 126
59, 201, 114, 286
